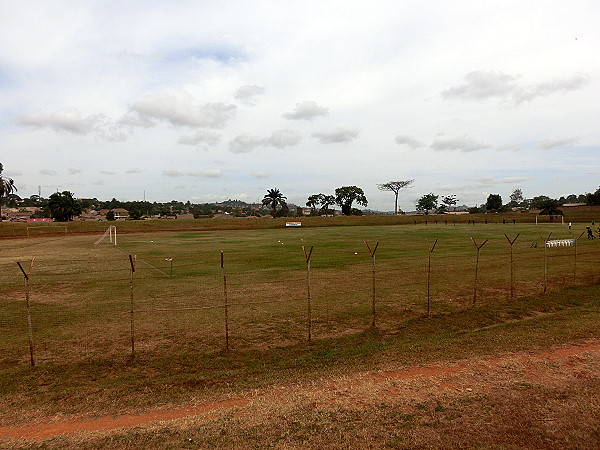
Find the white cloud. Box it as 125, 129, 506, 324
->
442, 71, 589, 105
514, 75, 589, 104
252, 171, 270, 178
234, 85, 266, 105
264, 129, 302, 149
125, 168, 142, 174
100, 170, 116, 175
282, 100, 329, 120
311, 126, 360, 144
441, 71, 518, 101
39, 169, 58, 176
178, 130, 221, 147
431, 136, 491, 152
19, 108, 95, 135
68, 168, 82, 175
18, 108, 128, 141
539, 137, 579, 149
395, 135, 424, 149
476, 176, 534, 186
201, 169, 223, 178
228, 129, 302, 153
228, 133, 264, 153
162, 168, 223, 178
4, 170, 23, 177
129, 93, 237, 129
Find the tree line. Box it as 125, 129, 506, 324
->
1, 162, 599, 221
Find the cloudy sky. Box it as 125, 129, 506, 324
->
1, 1, 599, 211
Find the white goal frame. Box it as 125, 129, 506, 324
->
94, 225, 117, 245
535, 215, 564, 225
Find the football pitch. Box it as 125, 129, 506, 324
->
1, 222, 598, 365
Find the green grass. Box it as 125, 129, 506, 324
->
0, 222, 598, 427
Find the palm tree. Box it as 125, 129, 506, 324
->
48, 191, 82, 222
262, 188, 287, 217
0, 163, 17, 220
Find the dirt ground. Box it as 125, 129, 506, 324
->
1, 340, 598, 448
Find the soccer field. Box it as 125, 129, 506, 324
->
1, 222, 598, 366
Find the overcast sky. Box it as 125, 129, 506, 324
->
1, 1, 599, 211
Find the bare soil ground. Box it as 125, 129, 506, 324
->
1, 339, 598, 449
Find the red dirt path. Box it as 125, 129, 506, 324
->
1, 341, 598, 441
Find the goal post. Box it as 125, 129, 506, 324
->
94, 225, 117, 246
535, 214, 564, 225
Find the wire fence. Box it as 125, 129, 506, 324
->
1, 230, 599, 367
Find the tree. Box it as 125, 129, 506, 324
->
335, 186, 368, 215
0, 163, 17, 219
586, 187, 600, 206
306, 194, 320, 216
377, 179, 414, 215
530, 195, 552, 210
485, 194, 503, 212
262, 188, 287, 217
318, 194, 336, 215
129, 209, 143, 220
509, 188, 524, 206
48, 191, 82, 222
416, 193, 438, 214
538, 199, 563, 217
438, 195, 458, 213
106, 210, 115, 221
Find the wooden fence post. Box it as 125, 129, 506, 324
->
542, 233, 552, 293
16, 258, 35, 367
221, 251, 229, 351
302, 246, 314, 343
504, 233, 520, 300
427, 239, 438, 317
129, 254, 136, 359
364, 241, 379, 327
574, 231, 585, 284
471, 238, 488, 307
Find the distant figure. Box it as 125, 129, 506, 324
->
568, 221, 572, 229
586, 226, 595, 239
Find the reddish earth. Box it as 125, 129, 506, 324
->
0, 341, 598, 442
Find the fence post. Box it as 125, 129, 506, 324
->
302, 246, 314, 343
16, 258, 35, 367
542, 233, 552, 293
471, 238, 488, 307
221, 251, 229, 351
364, 241, 379, 327
574, 231, 585, 284
427, 239, 438, 317
128, 254, 136, 359
504, 233, 520, 300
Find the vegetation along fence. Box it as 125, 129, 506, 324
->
1, 223, 598, 367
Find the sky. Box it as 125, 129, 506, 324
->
1, 0, 599, 212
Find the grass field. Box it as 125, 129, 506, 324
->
0, 221, 599, 447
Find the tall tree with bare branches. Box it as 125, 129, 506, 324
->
377, 180, 414, 214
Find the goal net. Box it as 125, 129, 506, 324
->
535, 215, 564, 225
94, 225, 117, 245
26, 225, 68, 237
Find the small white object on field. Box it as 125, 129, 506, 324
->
150, 240, 154, 243
354, 252, 358, 255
